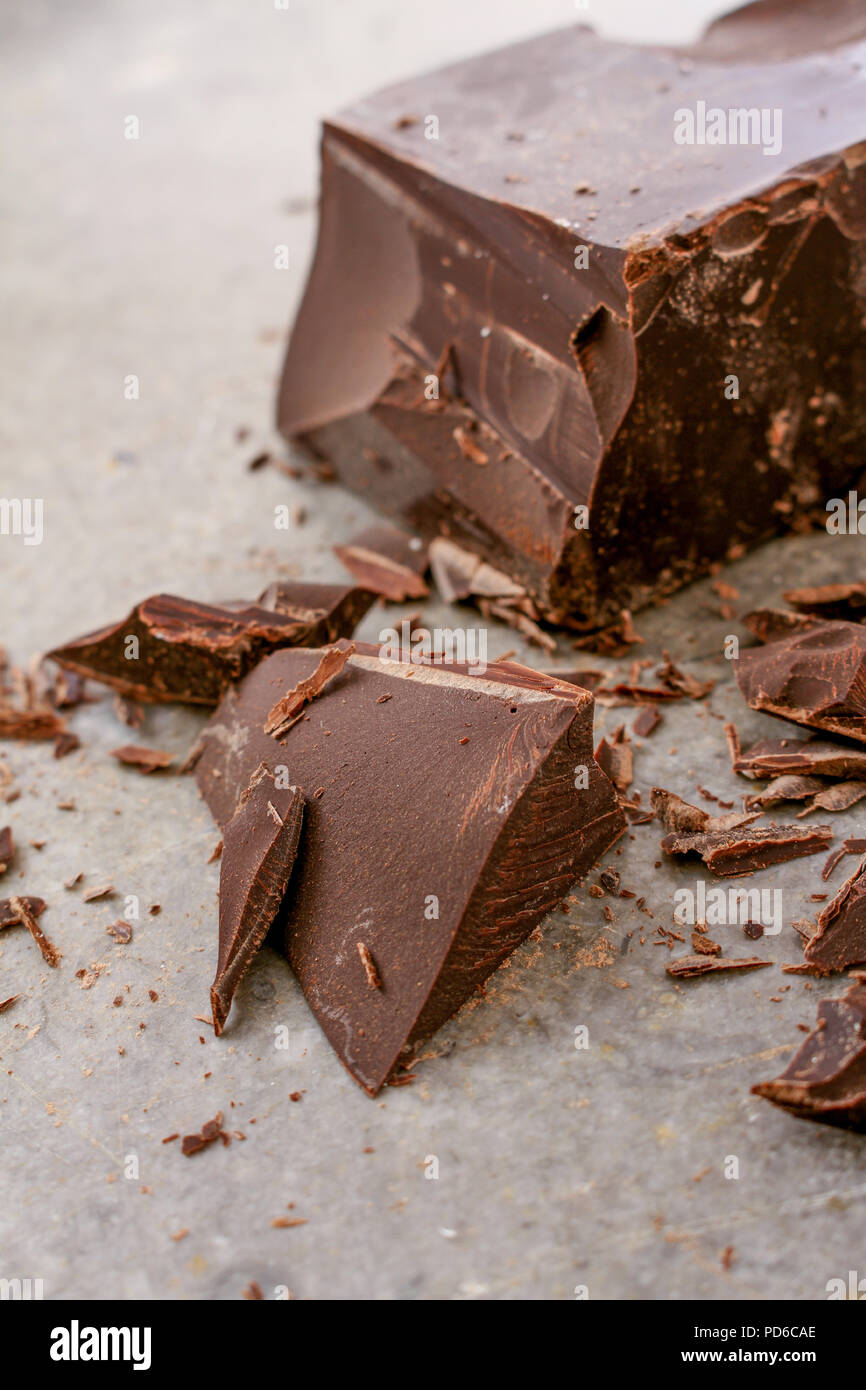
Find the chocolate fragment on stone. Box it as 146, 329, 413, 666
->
735, 621, 866, 743
48, 585, 374, 706
744, 775, 825, 808
195, 643, 625, 1093
734, 736, 866, 781
110, 745, 175, 774
263, 644, 354, 737
666, 955, 772, 979
752, 977, 866, 1129
783, 583, 866, 622
797, 781, 866, 816
804, 856, 866, 974
0, 896, 46, 928
211, 765, 304, 1036
0, 825, 13, 875
661, 823, 833, 877
277, 0, 866, 627
0, 994, 20, 1014
334, 524, 429, 602
1, 896, 60, 967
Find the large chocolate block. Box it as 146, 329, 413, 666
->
278, 0, 866, 627
194, 643, 625, 1093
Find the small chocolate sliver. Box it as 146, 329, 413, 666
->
111, 745, 175, 773
632, 706, 661, 738
798, 781, 866, 816
106, 921, 133, 944
4, 895, 60, 967
335, 524, 429, 602
804, 855, 866, 974
0, 895, 46, 927
0, 994, 20, 1014
357, 941, 382, 990
0, 825, 13, 875
735, 621, 866, 744
752, 978, 866, 1130
735, 737, 866, 782
666, 955, 772, 979
211, 765, 305, 1036
783, 583, 866, 622
263, 643, 354, 737
82, 884, 115, 902
0, 706, 66, 741
661, 824, 833, 877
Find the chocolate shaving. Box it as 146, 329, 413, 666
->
752, 977, 866, 1129
783, 582, 866, 622
666, 955, 771, 979
211, 765, 304, 1036
0, 994, 20, 1014
334, 524, 429, 602
264, 643, 354, 737
3, 895, 60, 967
798, 781, 866, 816
734, 736, 866, 781
661, 823, 833, 877
357, 941, 382, 990
106, 921, 133, 943
110, 745, 175, 773
744, 774, 825, 808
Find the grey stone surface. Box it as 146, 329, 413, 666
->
1, 0, 864, 1302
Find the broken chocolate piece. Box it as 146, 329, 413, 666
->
783, 583, 866, 622
595, 729, 632, 793
744, 774, 825, 808
195, 643, 625, 1093
0, 825, 13, 875
0, 706, 66, 741
734, 736, 866, 781
106, 921, 133, 944
211, 765, 304, 1035
650, 787, 758, 836
735, 621, 866, 743
798, 781, 866, 816
277, 2, 866, 626
632, 706, 662, 738
804, 855, 866, 973
666, 955, 772, 979
334, 523, 429, 602
752, 977, 866, 1129
110, 745, 175, 773
1, 895, 60, 967
263, 644, 354, 737
428, 536, 525, 605
48, 585, 374, 706
0, 896, 46, 928
0, 994, 20, 1014
661, 823, 833, 877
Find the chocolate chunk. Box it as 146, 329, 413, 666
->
106, 921, 133, 944
0, 825, 13, 875
428, 536, 525, 605
804, 855, 866, 973
48, 585, 374, 705
211, 765, 304, 1035
661, 823, 833, 877
752, 977, 866, 1129
632, 706, 662, 738
276, 3, 866, 626
334, 524, 429, 602
666, 955, 772, 979
595, 729, 632, 793
195, 643, 625, 1093
0, 896, 60, 967
0, 706, 66, 741
735, 621, 866, 743
110, 745, 175, 773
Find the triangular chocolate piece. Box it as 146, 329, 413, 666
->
195, 643, 625, 1094
212, 764, 305, 1035
735, 620, 866, 742
804, 854, 866, 974
752, 978, 866, 1129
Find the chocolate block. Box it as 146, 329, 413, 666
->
277, 0, 866, 627
752, 977, 866, 1129
194, 644, 624, 1093
735, 620, 866, 742
48, 584, 374, 705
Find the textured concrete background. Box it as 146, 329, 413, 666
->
1, 0, 865, 1302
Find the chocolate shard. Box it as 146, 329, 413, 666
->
744, 774, 826, 808
47, 585, 374, 706
0, 705, 66, 741
1, 895, 60, 967
735, 620, 866, 743
783, 583, 866, 622
195, 644, 625, 1093
211, 765, 305, 1036
429, 536, 525, 605
0, 895, 46, 928
334, 524, 429, 602
263, 643, 354, 737
650, 786, 759, 835
660, 823, 833, 877
798, 781, 866, 816
666, 955, 772, 979
734, 736, 866, 781
110, 745, 175, 774
804, 855, 866, 973
277, 1, 866, 627
0, 825, 13, 875
741, 609, 821, 642
752, 977, 866, 1129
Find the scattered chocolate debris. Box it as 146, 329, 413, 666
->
110, 745, 174, 773
181, 1111, 229, 1156
0, 994, 20, 1014
632, 705, 662, 738
106, 921, 133, 944
82, 884, 115, 902
53, 731, 81, 759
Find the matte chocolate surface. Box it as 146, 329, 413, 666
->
752, 977, 866, 1129
735, 620, 866, 743
194, 643, 625, 1093
278, 0, 866, 627
212, 765, 305, 1036
48, 584, 375, 705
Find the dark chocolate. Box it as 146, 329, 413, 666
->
47, 584, 374, 706
666, 954, 771, 979
0, 826, 13, 875
752, 977, 866, 1129
278, 0, 866, 627
195, 642, 625, 1093
334, 523, 429, 602
804, 855, 866, 973
110, 745, 175, 774
211, 765, 305, 1036
735, 621, 866, 743
660, 822, 833, 876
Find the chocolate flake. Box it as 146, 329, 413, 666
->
110, 745, 175, 773
752, 977, 866, 1129
661, 823, 833, 877
666, 955, 772, 979
357, 941, 383, 990
3, 895, 60, 967
0, 825, 13, 875
263, 644, 354, 737
335, 524, 429, 602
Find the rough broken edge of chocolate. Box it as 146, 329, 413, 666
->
752, 977, 866, 1130
211, 765, 305, 1036
263, 643, 354, 737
